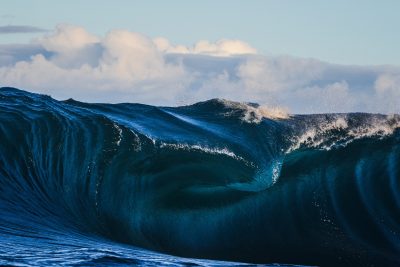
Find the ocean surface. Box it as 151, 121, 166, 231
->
1, 87, 400, 267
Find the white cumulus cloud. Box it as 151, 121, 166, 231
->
0, 24, 399, 114
38, 24, 99, 53
153, 37, 257, 56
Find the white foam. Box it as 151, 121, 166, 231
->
271, 160, 282, 184
129, 129, 142, 151
288, 115, 400, 152
159, 142, 254, 166
348, 116, 400, 138
217, 99, 289, 123
288, 117, 348, 152
112, 123, 123, 146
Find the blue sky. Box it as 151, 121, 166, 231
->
1, 0, 399, 65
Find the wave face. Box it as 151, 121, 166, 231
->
1, 87, 400, 267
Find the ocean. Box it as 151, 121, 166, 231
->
1, 87, 399, 266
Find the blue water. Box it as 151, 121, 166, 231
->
1, 87, 400, 266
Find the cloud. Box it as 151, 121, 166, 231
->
0, 24, 399, 114
153, 37, 257, 56
375, 73, 400, 94
38, 24, 98, 52
373, 73, 400, 112
0, 25, 47, 34
0, 44, 49, 66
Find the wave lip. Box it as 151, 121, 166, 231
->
1, 87, 400, 266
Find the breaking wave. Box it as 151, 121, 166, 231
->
1, 87, 400, 266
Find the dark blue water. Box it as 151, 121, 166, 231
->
1, 87, 400, 266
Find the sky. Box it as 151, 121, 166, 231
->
0, 1, 399, 113
1, 0, 400, 65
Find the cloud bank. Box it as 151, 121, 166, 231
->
0, 25, 47, 34
0, 24, 399, 114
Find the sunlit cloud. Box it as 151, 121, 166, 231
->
0, 24, 399, 114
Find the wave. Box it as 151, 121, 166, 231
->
0, 87, 400, 266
